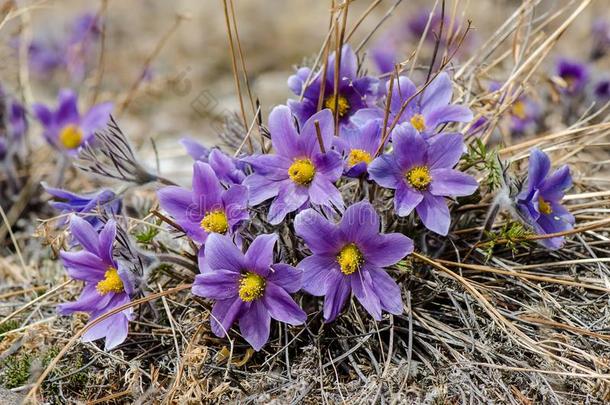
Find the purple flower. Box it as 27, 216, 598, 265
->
32, 89, 112, 154
243, 106, 344, 225
65, 13, 102, 81
368, 125, 478, 235
25, 40, 64, 77
287, 44, 379, 129
43, 183, 121, 230
333, 120, 382, 177
8, 101, 27, 139
509, 95, 541, 134
58, 216, 134, 350
556, 58, 589, 95
593, 78, 610, 102
295, 201, 413, 322
192, 233, 306, 350
516, 149, 574, 250
181, 138, 245, 185
355, 72, 472, 138
157, 161, 249, 244
592, 18, 610, 60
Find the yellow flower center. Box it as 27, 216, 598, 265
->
410, 114, 426, 132
337, 243, 363, 275
538, 197, 553, 215
200, 210, 229, 234
59, 124, 84, 149
238, 272, 266, 302
324, 94, 350, 118
512, 100, 527, 120
406, 165, 432, 190
288, 159, 316, 185
348, 149, 373, 167
96, 267, 124, 295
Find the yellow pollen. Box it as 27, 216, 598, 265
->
238, 272, 266, 302
337, 243, 363, 275
406, 166, 432, 190
410, 114, 426, 132
324, 94, 350, 118
200, 210, 229, 234
538, 197, 553, 215
512, 100, 527, 120
288, 159, 316, 185
58, 124, 84, 149
348, 149, 373, 167
96, 267, 124, 295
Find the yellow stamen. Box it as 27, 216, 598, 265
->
538, 197, 553, 215
410, 114, 426, 132
59, 124, 84, 149
348, 149, 372, 167
324, 94, 350, 118
406, 166, 432, 190
288, 159, 316, 185
512, 100, 527, 120
96, 267, 124, 295
337, 243, 363, 275
238, 272, 266, 302
200, 210, 229, 234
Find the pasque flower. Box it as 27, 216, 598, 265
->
32, 89, 112, 154
243, 105, 344, 225
192, 233, 306, 350
58, 216, 134, 350
43, 184, 121, 230
516, 148, 574, 249
157, 161, 249, 244
295, 201, 413, 322
354, 72, 472, 137
287, 44, 379, 128
555, 58, 589, 95
368, 125, 478, 235
181, 138, 245, 185
333, 120, 382, 177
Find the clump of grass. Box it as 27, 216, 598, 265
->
0, 319, 20, 342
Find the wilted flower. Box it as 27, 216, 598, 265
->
287, 44, 379, 128
295, 201, 413, 322
58, 216, 134, 350
333, 120, 382, 177
516, 148, 574, 249
555, 58, 589, 95
32, 89, 112, 154
368, 125, 478, 235
43, 184, 121, 230
243, 106, 344, 224
355, 72, 472, 138
157, 161, 249, 244
192, 233, 306, 350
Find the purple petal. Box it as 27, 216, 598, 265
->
60, 251, 107, 281
313, 150, 343, 181
69, 215, 100, 255
424, 105, 472, 130
267, 181, 309, 225
192, 162, 223, 210
323, 271, 351, 323
245, 233, 277, 276
269, 105, 300, 159
58, 283, 111, 314
392, 124, 427, 169
192, 270, 240, 300
360, 233, 413, 268
157, 186, 195, 221
262, 283, 306, 325
267, 264, 303, 293
300, 109, 335, 157
102, 312, 130, 350
416, 193, 450, 235
297, 254, 338, 295
394, 182, 424, 217
327, 44, 357, 83
350, 270, 382, 320
287, 67, 311, 95
203, 234, 245, 273
32, 103, 53, 126
239, 300, 271, 351
80, 102, 112, 135
540, 165, 571, 200
429, 168, 478, 197
98, 219, 116, 265
368, 154, 401, 189
338, 201, 380, 242
420, 72, 452, 114
390, 76, 417, 116
308, 176, 344, 211
526, 149, 551, 192
427, 132, 466, 169
222, 184, 249, 228
294, 209, 341, 255
243, 175, 281, 208
56, 89, 80, 126
210, 297, 244, 337
180, 137, 210, 161
368, 266, 403, 314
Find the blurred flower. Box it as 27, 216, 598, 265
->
516, 148, 574, 249
0, 138, 6, 161
32, 89, 112, 154
65, 13, 102, 81
354, 72, 472, 138
593, 78, 610, 102
333, 120, 382, 177
192, 233, 306, 350
509, 95, 540, 134
295, 201, 413, 322
243, 106, 344, 225
591, 18, 610, 60
181, 137, 211, 161
8, 101, 27, 139
368, 125, 478, 235
555, 58, 589, 95
58, 217, 134, 350
43, 184, 121, 230
287, 44, 379, 129
157, 161, 248, 244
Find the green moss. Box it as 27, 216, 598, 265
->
0, 353, 31, 389
0, 320, 20, 342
